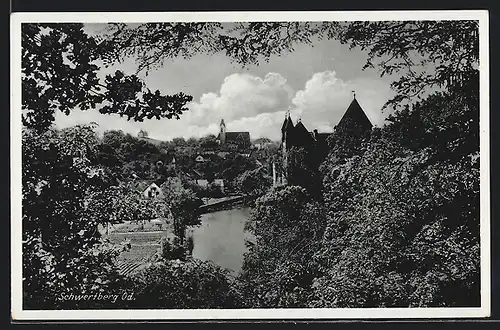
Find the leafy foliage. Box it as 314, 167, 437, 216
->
22, 23, 192, 133
97, 130, 173, 181
125, 259, 241, 309
104, 21, 478, 110
22, 125, 140, 309
235, 167, 272, 197
103, 22, 339, 69
238, 186, 326, 307
160, 178, 203, 243
221, 153, 258, 189
314, 129, 479, 307
337, 21, 479, 108
285, 146, 324, 198
236, 20, 480, 308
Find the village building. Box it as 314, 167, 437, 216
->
195, 155, 206, 163
141, 182, 164, 199
130, 180, 166, 199
137, 129, 165, 147
252, 137, 273, 150
190, 168, 225, 192
195, 178, 225, 192
217, 151, 229, 159
217, 119, 251, 150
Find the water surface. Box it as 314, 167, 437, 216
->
191, 207, 252, 274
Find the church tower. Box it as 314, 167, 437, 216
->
219, 119, 226, 144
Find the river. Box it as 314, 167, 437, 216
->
191, 207, 253, 275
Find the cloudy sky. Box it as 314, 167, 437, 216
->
54, 23, 396, 142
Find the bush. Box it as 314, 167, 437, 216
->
235, 167, 272, 197
238, 186, 326, 308
125, 259, 242, 308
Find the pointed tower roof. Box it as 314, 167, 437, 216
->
293, 119, 314, 146
337, 98, 373, 131
294, 120, 309, 135
220, 118, 226, 126
281, 113, 294, 132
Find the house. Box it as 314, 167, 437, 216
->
253, 137, 273, 150
217, 119, 251, 150
142, 182, 164, 199
132, 180, 165, 199
190, 168, 225, 192
217, 151, 229, 159
196, 178, 225, 192
137, 130, 166, 147
158, 151, 176, 168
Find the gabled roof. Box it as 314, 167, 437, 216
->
132, 179, 164, 192
294, 120, 309, 135
253, 137, 272, 144
225, 132, 250, 143
337, 98, 373, 131
293, 120, 314, 144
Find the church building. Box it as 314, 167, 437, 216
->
217, 119, 251, 150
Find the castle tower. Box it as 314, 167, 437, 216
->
219, 119, 227, 144
281, 111, 294, 152
336, 92, 373, 133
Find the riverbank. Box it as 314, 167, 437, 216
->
198, 195, 257, 214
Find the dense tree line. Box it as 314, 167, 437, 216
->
96, 129, 273, 195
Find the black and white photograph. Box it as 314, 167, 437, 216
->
10, 11, 490, 320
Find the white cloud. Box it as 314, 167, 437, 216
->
54, 70, 392, 142
221, 111, 289, 141
185, 72, 294, 127
291, 70, 392, 131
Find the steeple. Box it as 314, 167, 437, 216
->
219, 119, 227, 144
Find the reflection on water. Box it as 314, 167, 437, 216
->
191, 207, 252, 274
